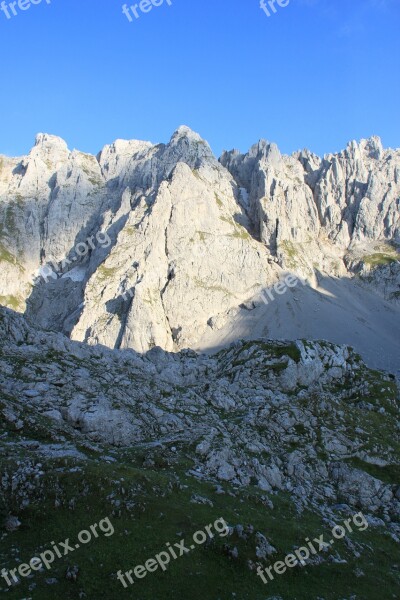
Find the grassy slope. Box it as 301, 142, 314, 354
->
0, 340, 399, 599
0, 433, 399, 599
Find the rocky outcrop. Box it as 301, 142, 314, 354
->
70, 159, 271, 352
221, 135, 400, 252
1, 306, 399, 518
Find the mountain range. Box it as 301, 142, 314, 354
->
0, 127, 399, 600
0, 126, 399, 372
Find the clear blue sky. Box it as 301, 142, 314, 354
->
0, 0, 399, 158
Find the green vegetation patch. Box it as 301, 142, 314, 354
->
0, 295, 24, 311
97, 264, 118, 281
363, 253, 398, 267
214, 193, 223, 208
280, 240, 300, 269
0, 242, 18, 264
1, 440, 399, 600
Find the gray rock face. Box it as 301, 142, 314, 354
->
221, 135, 400, 252
0, 127, 399, 356
70, 159, 270, 352
222, 141, 321, 254
330, 463, 393, 512
1, 306, 399, 518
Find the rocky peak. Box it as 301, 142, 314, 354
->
358, 135, 384, 160
166, 125, 216, 167
170, 125, 204, 144
32, 133, 70, 163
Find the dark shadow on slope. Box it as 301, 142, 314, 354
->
24, 209, 131, 336
197, 270, 400, 379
